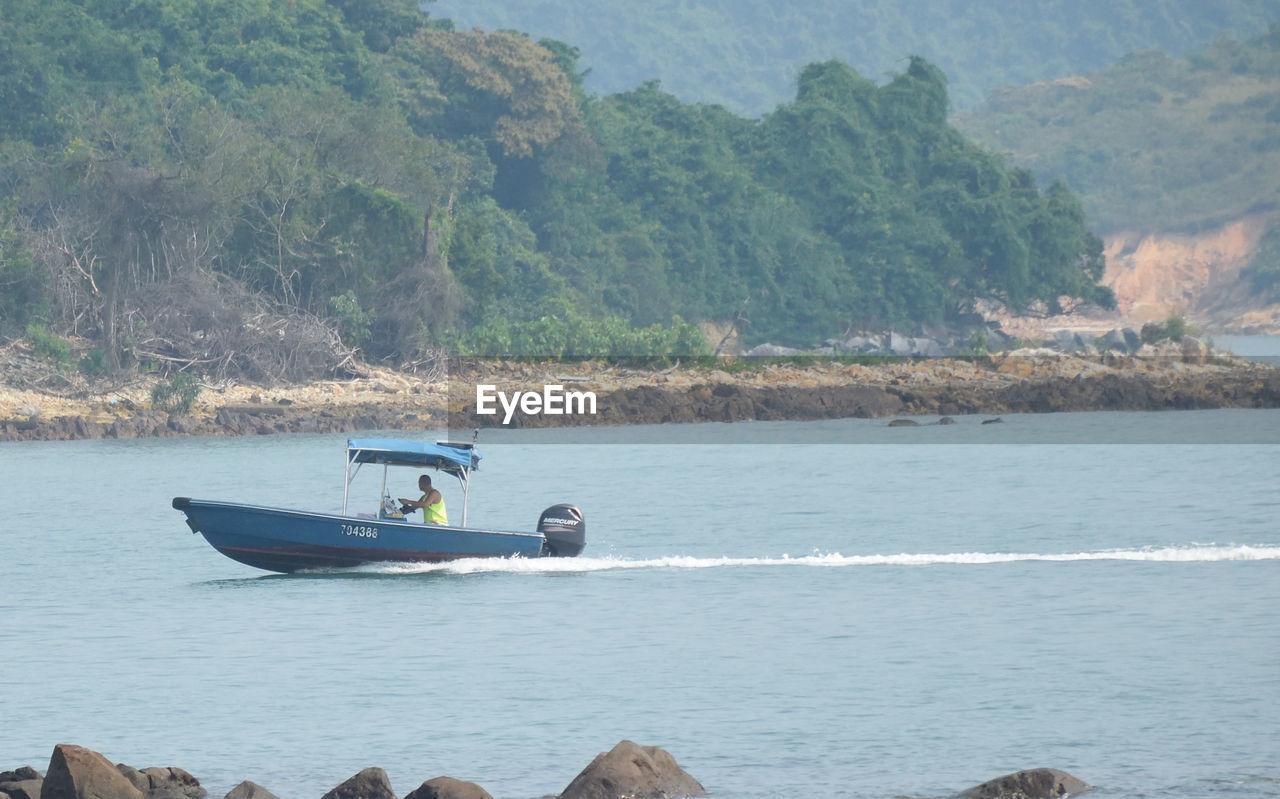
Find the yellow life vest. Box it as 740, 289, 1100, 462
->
420, 492, 447, 525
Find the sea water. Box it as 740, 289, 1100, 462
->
2, 410, 1279, 799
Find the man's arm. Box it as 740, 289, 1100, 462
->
398, 489, 441, 508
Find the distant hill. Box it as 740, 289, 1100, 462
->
953, 25, 1280, 235
427, 0, 1279, 115
955, 25, 1280, 327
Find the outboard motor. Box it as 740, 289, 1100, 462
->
538, 504, 586, 557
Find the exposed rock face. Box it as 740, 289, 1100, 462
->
320, 768, 398, 799
993, 213, 1280, 337
221, 782, 280, 799
961, 768, 1090, 799
1103, 214, 1272, 328
42, 745, 145, 799
558, 741, 706, 799
403, 777, 493, 799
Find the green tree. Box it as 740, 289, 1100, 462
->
0, 202, 49, 335
330, 0, 428, 53
0, 0, 150, 145
408, 27, 586, 159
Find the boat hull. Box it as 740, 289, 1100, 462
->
173, 497, 547, 573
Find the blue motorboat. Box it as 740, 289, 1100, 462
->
173, 437, 585, 573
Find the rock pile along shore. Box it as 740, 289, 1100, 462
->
3, 343, 1279, 442
2, 742, 1089, 799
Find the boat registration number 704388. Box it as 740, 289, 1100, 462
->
341, 523, 379, 538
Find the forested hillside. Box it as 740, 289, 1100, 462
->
955, 25, 1280, 233
0, 0, 1111, 377
429, 0, 1279, 115
955, 25, 1280, 292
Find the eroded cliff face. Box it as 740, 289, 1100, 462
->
998, 213, 1280, 337
1103, 213, 1276, 330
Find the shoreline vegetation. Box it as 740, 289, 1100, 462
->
2, 338, 1278, 443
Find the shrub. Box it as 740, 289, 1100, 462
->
447, 313, 711, 361
1140, 312, 1190, 344
78, 349, 109, 376
150, 372, 202, 413
963, 328, 990, 356
328, 290, 372, 347
26, 323, 71, 365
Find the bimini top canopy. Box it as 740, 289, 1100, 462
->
346, 438, 481, 477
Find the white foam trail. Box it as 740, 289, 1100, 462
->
357, 544, 1280, 575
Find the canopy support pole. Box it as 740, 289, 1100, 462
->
343, 450, 353, 515
457, 468, 471, 527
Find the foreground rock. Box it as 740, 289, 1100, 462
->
0, 766, 42, 799
42, 744, 144, 799
558, 740, 706, 799
117, 766, 206, 799
961, 768, 1091, 798
320, 768, 397, 799
3, 743, 1097, 799
221, 782, 279, 799
404, 776, 493, 799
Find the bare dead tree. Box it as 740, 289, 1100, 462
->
127, 270, 359, 384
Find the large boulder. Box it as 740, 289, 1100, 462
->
0, 766, 42, 799
744, 343, 801, 357
1050, 330, 1094, 354
839, 335, 882, 354
320, 768, 397, 799
1100, 329, 1129, 353
42, 745, 145, 799
1100, 328, 1143, 354
1, 782, 41, 799
910, 337, 947, 357
116, 766, 206, 799
222, 782, 279, 799
403, 777, 492, 799
1180, 336, 1208, 364
961, 768, 1090, 799
558, 741, 706, 799
888, 331, 913, 356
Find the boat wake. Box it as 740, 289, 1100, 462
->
353, 543, 1280, 576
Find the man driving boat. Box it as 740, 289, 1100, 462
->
399, 474, 447, 524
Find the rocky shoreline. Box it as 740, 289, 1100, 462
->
3, 741, 1089, 799
2, 339, 1279, 442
